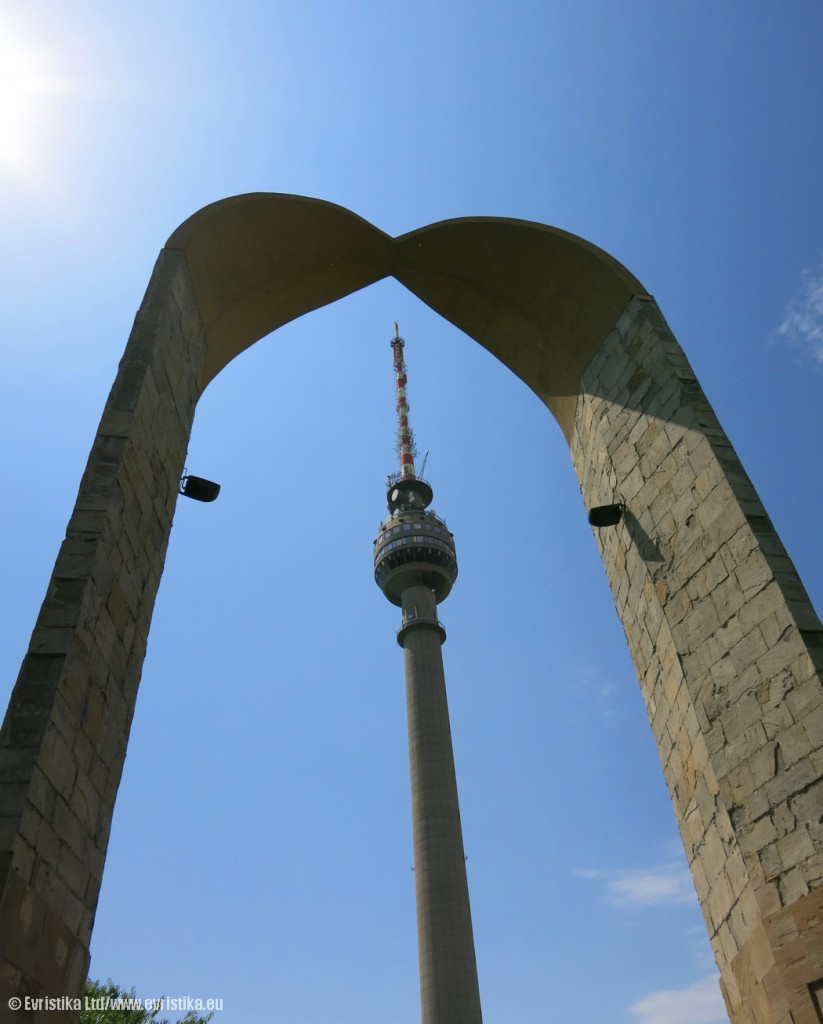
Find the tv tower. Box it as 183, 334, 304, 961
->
373, 324, 483, 1024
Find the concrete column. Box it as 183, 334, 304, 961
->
399, 585, 482, 1024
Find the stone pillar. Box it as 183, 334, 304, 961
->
571, 295, 823, 1024
400, 586, 482, 1024
0, 251, 205, 1019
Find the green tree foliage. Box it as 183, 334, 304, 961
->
81, 979, 214, 1024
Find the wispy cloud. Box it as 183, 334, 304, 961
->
574, 664, 621, 720
778, 257, 823, 363
575, 862, 696, 907
629, 974, 726, 1024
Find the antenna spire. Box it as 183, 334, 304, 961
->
391, 323, 417, 480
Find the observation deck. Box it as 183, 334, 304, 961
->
374, 501, 458, 606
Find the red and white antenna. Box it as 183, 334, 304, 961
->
391, 322, 417, 480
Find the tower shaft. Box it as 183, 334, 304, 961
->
401, 586, 482, 1024
375, 325, 481, 1023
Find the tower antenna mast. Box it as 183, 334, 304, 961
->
391, 322, 418, 481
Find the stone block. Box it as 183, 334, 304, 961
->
738, 583, 787, 637
56, 845, 89, 903
739, 815, 779, 857
730, 628, 769, 673
757, 700, 798, 741
775, 723, 814, 767
750, 743, 779, 790
760, 608, 796, 649
787, 779, 823, 828
36, 822, 60, 870
717, 920, 739, 966
801, 703, 823, 752
778, 866, 811, 906
765, 758, 819, 808
39, 728, 76, 803
776, 829, 815, 872
50, 798, 85, 863
31, 856, 68, 913
706, 870, 735, 931
757, 640, 802, 682
727, 849, 750, 901
735, 552, 776, 600
70, 772, 101, 835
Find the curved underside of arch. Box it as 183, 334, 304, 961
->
167, 193, 396, 389
167, 192, 646, 439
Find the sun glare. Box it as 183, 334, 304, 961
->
0, 22, 65, 177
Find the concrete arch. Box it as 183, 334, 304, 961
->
165, 193, 396, 387
164, 193, 644, 436
1, 194, 822, 1024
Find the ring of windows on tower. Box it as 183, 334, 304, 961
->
373, 510, 458, 603
374, 543, 458, 581
376, 534, 455, 558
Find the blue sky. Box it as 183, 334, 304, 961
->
1, 2, 822, 1022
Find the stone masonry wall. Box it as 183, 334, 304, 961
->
570, 296, 823, 1024
0, 250, 205, 1021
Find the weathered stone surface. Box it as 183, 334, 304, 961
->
571, 296, 823, 1024
0, 250, 206, 1018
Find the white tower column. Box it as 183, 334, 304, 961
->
374, 325, 483, 1024
399, 585, 482, 1024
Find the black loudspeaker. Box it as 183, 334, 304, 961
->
587, 503, 624, 528
180, 475, 221, 502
